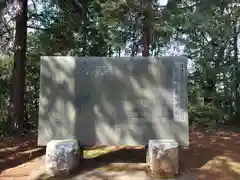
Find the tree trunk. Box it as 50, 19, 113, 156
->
7, 0, 28, 134
142, 1, 152, 57
142, 19, 151, 57
233, 21, 239, 113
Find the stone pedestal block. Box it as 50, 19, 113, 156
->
45, 139, 80, 175
147, 140, 179, 177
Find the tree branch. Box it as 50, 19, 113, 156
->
30, 0, 38, 13
27, 25, 47, 31
28, 12, 57, 21
0, 28, 14, 37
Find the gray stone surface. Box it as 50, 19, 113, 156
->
147, 140, 179, 176
45, 139, 80, 175
38, 56, 188, 146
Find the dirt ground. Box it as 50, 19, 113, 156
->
0, 128, 239, 180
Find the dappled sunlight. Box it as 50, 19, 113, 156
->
0, 133, 45, 173
95, 121, 121, 144
180, 128, 240, 180
196, 156, 240, 180
200, 156, 240, 173
0, 129, 239, 179
38, 56, 189, 146
38, 56, 77, 145
84, 146, 117, 158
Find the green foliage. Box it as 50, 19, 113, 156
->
0, 57, 12, 134
189, 103, 224, 126
0, 56, 40, 133
0, 0, 239, 133
24, 58, 40, 130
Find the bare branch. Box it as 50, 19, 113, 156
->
0, 28, 14, 37
28, 11, 57, 21
27, 25, 47, 31
31, 0, 38, 13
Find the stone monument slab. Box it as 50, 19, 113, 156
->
38, 56, 188, 146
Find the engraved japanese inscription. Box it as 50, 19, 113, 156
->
38, 56, 189, 146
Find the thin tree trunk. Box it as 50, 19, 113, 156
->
8, 0, 28, 134
131, 24, 137, 57
233, 21, 239, 113
142, 1, 152, 57
119, 48, 121, 57
142, 21, 151, 57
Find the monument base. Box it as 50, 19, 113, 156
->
146, 140, 179, 177
45, 139, 81, 176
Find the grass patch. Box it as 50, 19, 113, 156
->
84, 146, 117, 158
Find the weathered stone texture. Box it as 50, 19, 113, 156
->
45, 139, 80, 175
38, 56, 189, 146
147, 140, 179, 177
